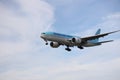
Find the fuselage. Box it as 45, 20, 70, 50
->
41, 32, 75, 46
40, 29, 120, 51
40, 32, 101, 47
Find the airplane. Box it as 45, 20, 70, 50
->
40, 29, 120, 51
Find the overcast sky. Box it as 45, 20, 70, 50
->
0, 0, 120, 80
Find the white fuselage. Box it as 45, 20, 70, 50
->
41, 32, 101, 47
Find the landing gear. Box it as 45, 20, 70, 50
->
78, 46, 84, 49
45, 42, 48, 45
44, 39, 48, 45
65, 46, 71, 51
65, 48, 71, 51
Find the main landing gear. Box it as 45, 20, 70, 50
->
65, 48, 71, 51
78, 46, 84, 49
65, 46, 71, 51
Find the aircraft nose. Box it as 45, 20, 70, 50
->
40, 34, 44, 38
40, 33, 45, 38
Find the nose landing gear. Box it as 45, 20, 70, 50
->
45, 42, 48, 45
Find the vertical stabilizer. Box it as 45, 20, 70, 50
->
95, 28, 101, 35
89, 29, 101, 43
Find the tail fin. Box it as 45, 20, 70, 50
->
94, 29, 101, 42
89, 29, 101, 43
95, 28, 101, 35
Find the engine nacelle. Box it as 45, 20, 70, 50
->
50, 42, 60, 48
72, 37, 81, 44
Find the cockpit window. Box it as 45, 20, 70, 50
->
42, 33, 45, 34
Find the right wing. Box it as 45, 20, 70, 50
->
81, 30, 120, 41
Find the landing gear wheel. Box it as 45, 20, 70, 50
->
78, 46, 84, 49
46, 43, 48, 45
65, 48, 71, 51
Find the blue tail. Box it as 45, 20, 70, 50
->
95, 28, 101, 35
89, 29, 101, 43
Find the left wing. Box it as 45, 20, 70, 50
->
97, 40, 113, 44
81, 30, 120, 41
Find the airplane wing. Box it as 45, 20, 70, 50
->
81, 30, 120, 41
97, 40, 113, 44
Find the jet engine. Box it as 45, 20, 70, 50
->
50, 42, 60, 48
72, 37, 81, 44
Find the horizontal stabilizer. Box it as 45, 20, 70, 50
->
98, 40, 113, 44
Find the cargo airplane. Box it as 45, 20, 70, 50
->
40, 29, 120, 51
